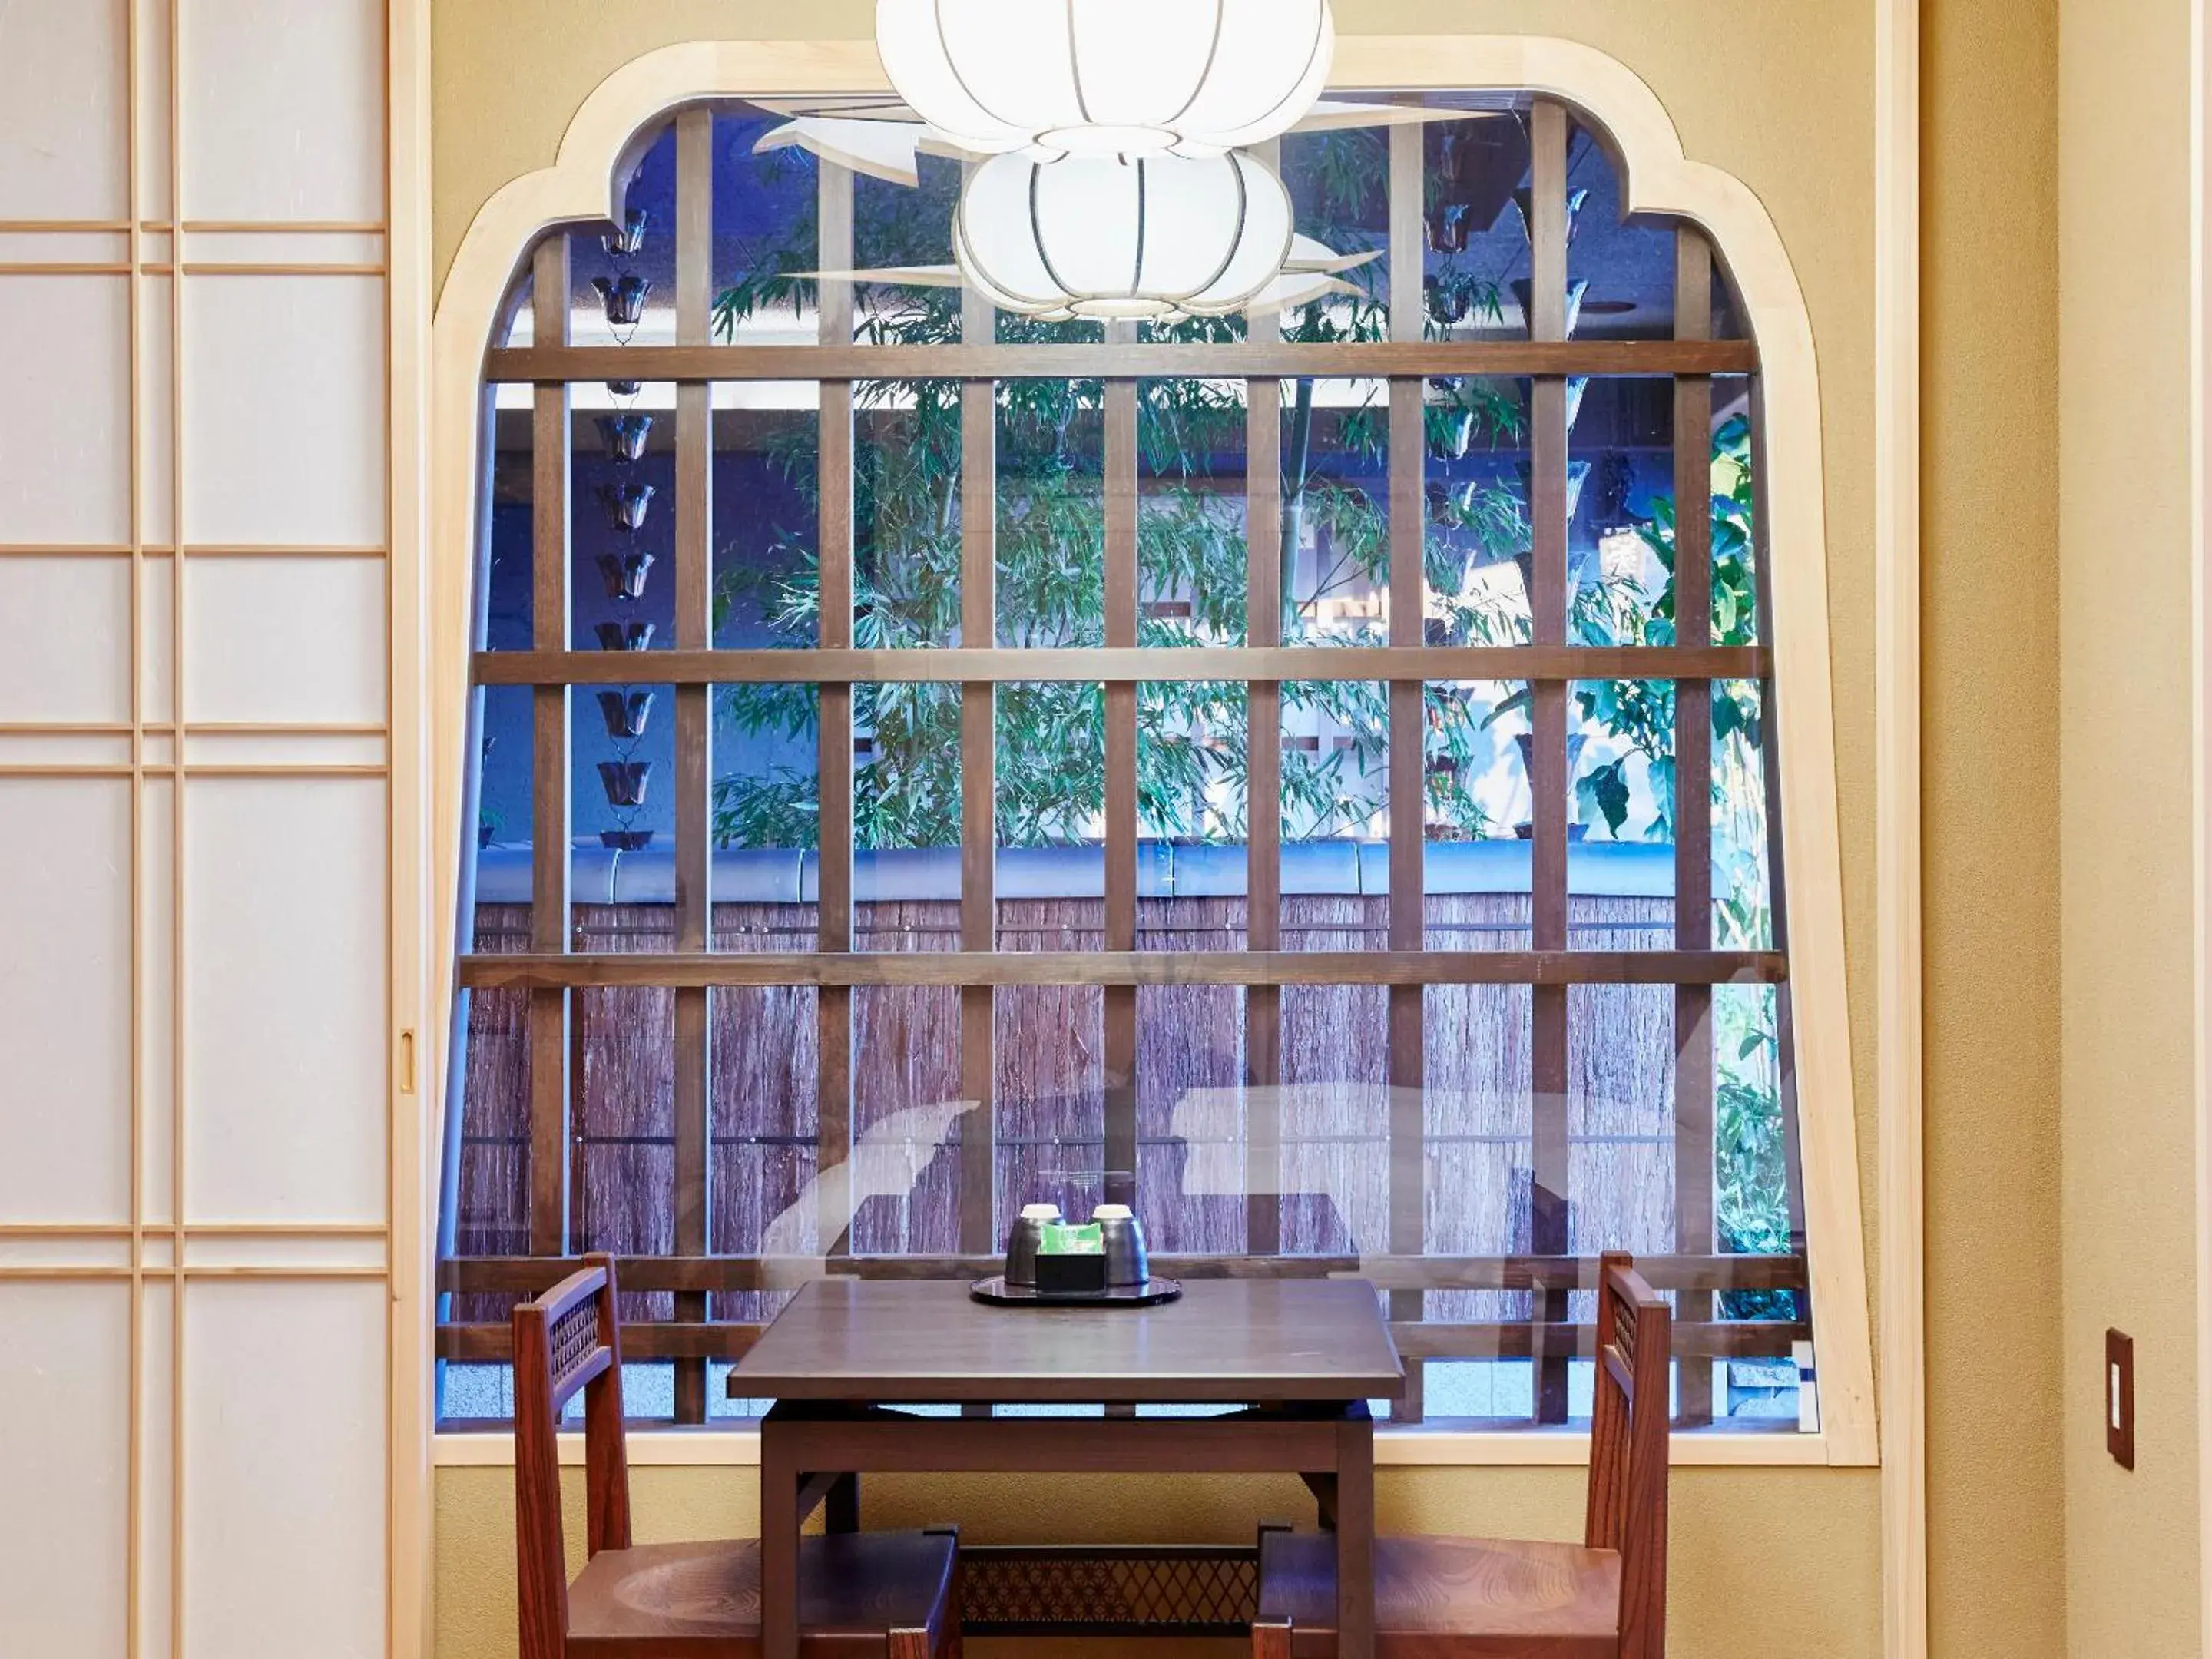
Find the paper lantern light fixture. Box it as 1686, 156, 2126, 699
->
876, 0, 1334, 160
954, 150, 1293, 321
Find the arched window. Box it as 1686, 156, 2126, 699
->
430, 72, 1871, 1452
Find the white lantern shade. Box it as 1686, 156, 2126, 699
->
877, 0, 1334, 159
954, 151, 1294, 322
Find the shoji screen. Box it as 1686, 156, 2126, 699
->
0, 3, 395, 1657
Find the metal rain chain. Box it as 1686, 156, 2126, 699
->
592, 204, 657, 857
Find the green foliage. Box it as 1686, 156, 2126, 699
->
700, 117, 1799, 1300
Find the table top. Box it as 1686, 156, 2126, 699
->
730, 1278, 1405, 1406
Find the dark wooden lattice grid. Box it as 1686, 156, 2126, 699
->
442, 99, 1806, 1429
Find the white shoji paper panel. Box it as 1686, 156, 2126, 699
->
182, 1280, 386, 1659
0, 276, 131, 545
141, 273, 176, 550
184, 1232, 386, 1270
0, 228, 131, 263
0, 1235, 132, 1270
139, 1277, 176, 1659
178, 0, 384, 224
136, 0, 173, 226
142, 772, 177, 1227
0, 779, 132, 1223
184, 775, 387, 1225
0, 0, 130, 220
0, 1284, 131, 1654
0, 556, 132, 723
181, 273, 387, 548
143, 554, 177, 726
185, 555, 387, 724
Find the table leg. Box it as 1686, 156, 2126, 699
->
826, 1472, 861, 1534
1334, 1407, 1376, 1659
760, 1414, 804, 1659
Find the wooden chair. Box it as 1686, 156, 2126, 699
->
1253, 1253, 1671, 1658
512, 1256, 962, 1659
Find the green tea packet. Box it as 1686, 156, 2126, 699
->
1038, 1220, 1104, 1255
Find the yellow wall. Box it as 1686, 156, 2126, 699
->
1922, 1, 2070, 1653
426, 2, 2088, 1655
2057, 0, 2204, 1649
436, 1465, 1879, 1659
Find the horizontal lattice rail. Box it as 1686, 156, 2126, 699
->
457, 949, 1787, 991
483, 338, 1760, 384
437, 1315, 1808, 1366
472, 644, 1772, 687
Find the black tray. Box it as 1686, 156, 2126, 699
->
970, 1274, 1182, 1309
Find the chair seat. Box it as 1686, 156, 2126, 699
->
566, 1530, 957, 1656
1257, 1529, 1624, 1657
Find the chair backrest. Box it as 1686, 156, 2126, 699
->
512, 1255, 633, 1659
1582, 1252, 1671, 1659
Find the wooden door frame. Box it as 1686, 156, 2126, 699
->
1875, 3, 1927, 1657
2193, 0, 2212, 1648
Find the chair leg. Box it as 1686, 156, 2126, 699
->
922, 1522, 962, 1659
1253, 1616, 1294, 1659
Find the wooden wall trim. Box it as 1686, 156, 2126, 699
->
425, 31, 1879, 1471
389, 0, 436, 1656
1876, 0, 1929, 1653
2194, 0, 2212, 1647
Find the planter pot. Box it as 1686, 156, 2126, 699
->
596, 689, 655, 740
598, 829, 655, 853
606, 378, 643, 398
598, 481, 655, 535
598, 760, 653, 810
592, 274, 651, 329
597, 412, 653, 463
601, 208, 648, 258
597, 551, 654, 602
594, 621, 655, 652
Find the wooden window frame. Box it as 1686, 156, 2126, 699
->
422, 38, 1877, 1469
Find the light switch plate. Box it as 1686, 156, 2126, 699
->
2107, 1328, 2135, 1470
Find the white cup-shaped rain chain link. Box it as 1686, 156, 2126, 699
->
586, 210, 659, 847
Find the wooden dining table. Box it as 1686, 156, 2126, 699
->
730, 1276, 1404, 1659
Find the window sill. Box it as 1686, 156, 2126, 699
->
429, 1426, 1846, 1470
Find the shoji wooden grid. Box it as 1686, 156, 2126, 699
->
448, 99, 1806, 1430
0, 2, 397, 1655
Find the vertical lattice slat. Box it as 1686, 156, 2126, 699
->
959, 266, 999, 1260
1385, 120, 1428, 1423
528, 235, 572, 1259
1527, 100, 1574, 1424
1748, 375, 1808, 1254
1671, 230, 1717, 1426
1104, 322, 1141, 1212
670, 106, 716, 1422
816, 163, 857, 1254
1243, 141, 1284, 1262
1244, 376, 1283, 1257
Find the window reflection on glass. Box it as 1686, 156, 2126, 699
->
448, 95, 1818, 1435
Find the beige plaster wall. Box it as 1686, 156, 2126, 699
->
1922, 0, 2069, 1652
425, 3, 2085, 1655
435, 1465, 1880, 1659
2057, 0, 2204, 1650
